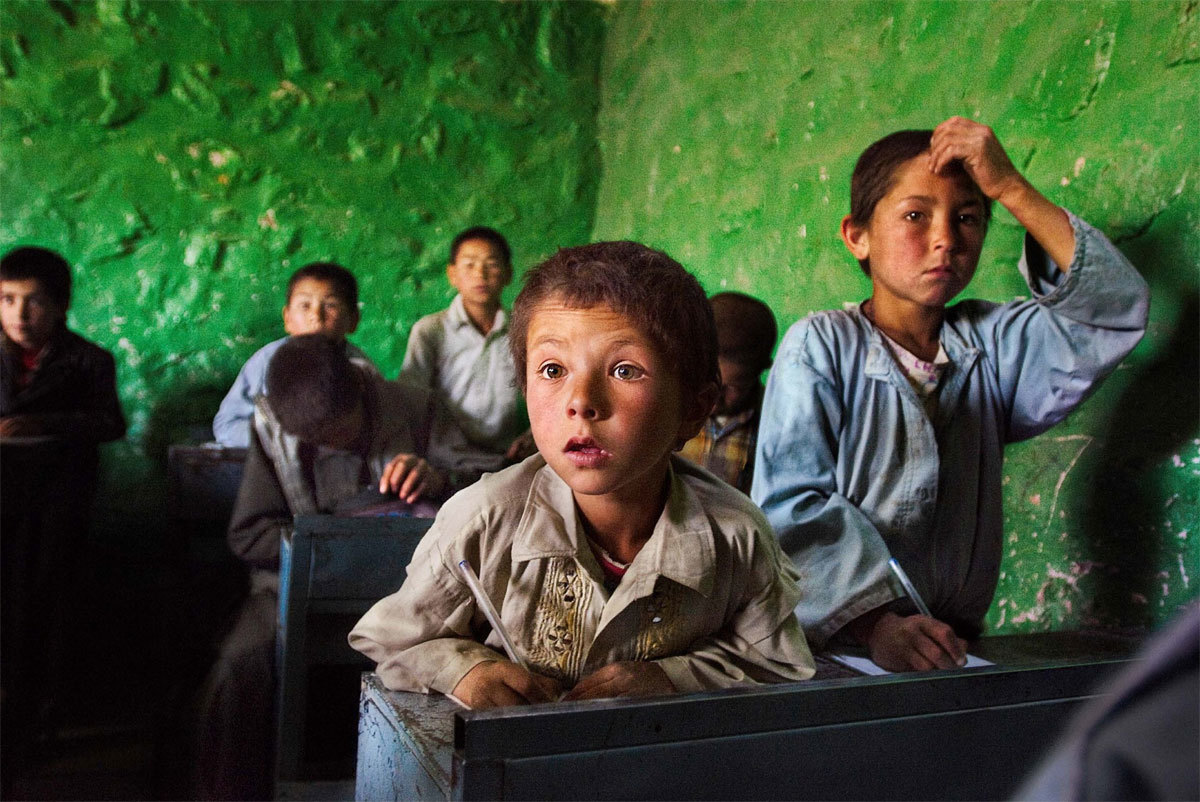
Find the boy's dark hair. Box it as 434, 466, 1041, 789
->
710, 292, 777, 372
0, 246, 72, 308
266, 334, 363, 441
510, 241, 719, 403
450, 226, 512, 267
286, 262, 359, 309
849, 129, 993, 276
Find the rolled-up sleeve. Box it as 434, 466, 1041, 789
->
991, 212, 1150, 442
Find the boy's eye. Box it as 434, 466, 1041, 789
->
903, 210, 924, 222
612, 363, 644, 381
537, 363, 564, 380
958, 212, 981, 226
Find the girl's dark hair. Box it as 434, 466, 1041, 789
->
509, 241, 719, 404
849, 129, 992, 276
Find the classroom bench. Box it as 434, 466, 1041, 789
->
355, 631, 1139, 801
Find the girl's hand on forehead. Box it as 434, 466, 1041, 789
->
928, 116, 1027, 204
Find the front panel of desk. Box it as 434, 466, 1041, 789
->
357, 653, 1131, 801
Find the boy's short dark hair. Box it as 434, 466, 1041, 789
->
710, 292, 777, 372
266, 334, 363, 441
849, 129, 993, 276
450, 226, 512, 267
286, 262, 359, 309
510, 241, 719, 403
0, 246, 72, 308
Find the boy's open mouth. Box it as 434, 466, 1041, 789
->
564, 437, 611, 466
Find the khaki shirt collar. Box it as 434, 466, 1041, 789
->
510, 459, 717, 599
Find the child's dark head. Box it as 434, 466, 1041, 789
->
511, 242, 719, 496
282, 262, 360, 338
709, 292, 777, 416
510, 241, 719, 406
0, 246, 71, 351
450, 226, 512, 268
847, 129, 993, 277
266, 334, 365, 448
447, 227, 512, 310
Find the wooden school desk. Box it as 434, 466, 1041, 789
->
354, 631, 1138, 801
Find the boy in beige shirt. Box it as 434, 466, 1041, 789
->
351, 241, 813, 708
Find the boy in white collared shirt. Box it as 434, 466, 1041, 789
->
400, 227, 532, 491
352, 241, 813, 708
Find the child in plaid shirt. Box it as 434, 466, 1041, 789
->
679, 292, 777, 495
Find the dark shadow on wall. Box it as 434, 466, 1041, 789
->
1081, 292, 1199, 630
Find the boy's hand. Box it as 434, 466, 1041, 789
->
929, 115, 1075, 271
561, 661, 676, 701
504, 430, 537, 462
379, 453, 445, 503
0, 415, 45, 437
861, 610, 968, 672
451, 660, 562, 709
928, 116, 1027, 205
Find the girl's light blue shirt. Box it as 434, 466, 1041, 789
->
751, 213, 1149, 645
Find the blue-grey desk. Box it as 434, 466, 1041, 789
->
355, 632, 1137, 801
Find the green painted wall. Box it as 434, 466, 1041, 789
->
2, 0, 1195, 635
592, 0, 1199, 632
0, 0, 607, 541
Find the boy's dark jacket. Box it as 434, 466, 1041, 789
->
0, 327, 126, 442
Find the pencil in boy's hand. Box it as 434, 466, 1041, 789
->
457, 559, 531, 672
887, 557, 934, 619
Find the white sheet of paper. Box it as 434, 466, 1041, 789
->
827, 651, 994, 675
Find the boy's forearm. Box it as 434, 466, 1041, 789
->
656, 627, 815, 692
353, 634, 503, 696
997, 178, 1075, 272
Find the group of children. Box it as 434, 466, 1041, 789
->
2, 117, 1150, 792
349, 117, 1146, 697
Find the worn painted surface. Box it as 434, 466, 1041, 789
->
0, 1, 606, 537
592, 1, 1199, 631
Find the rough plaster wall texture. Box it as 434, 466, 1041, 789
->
0, 1, 606, 529
593, 0, 1199, 632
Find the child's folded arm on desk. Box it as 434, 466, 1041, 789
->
348, 542, 499, 695
654, 555, 817, 693
351, 581, 561, 707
